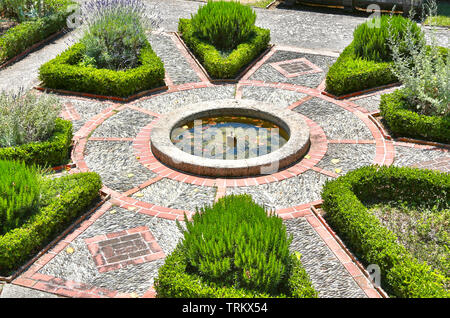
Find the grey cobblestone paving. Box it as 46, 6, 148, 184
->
285, 218, 367, 298
38, 207, 183, 296
241, 85, 307, 107
91, 108, 154, 139
132, 85, 236, 114
317, 143, 376, 174
148, 32, 201, 85
132, 178, 217, 212
393, 145, 450, 168
294, 97, 373, 140
56, 96, 114, 133
83, 140, 157, 192
226, 170, 332, 210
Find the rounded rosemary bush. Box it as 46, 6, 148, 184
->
178, 194, 293, 294
190, 0, 257, 51
0, 160, 41, 235
353, 15, 423, 62
0, 90, 62, 148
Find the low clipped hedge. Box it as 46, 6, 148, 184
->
321, 165, 449, 298
0, 118, 73, 167
325, 42, 397, 96
380, 89, 450, 144
155, 195, 317, 298
39, 42, 165, 97
155, 248, 317, 298
0, 2, 74, 64
178, 18, 270, 79
0, 172, 102, 275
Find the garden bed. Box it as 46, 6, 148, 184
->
379, 89, 450, 144
155, 195, 318, 298
178, 18, 271, 80
321, 165, 449, 298
0, 0, 74, 67
38, 42, 166, 98
0, 118, 73, 167
324, 42, 398, 97
0, 171, 103, 277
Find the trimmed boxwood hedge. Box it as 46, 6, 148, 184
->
155, 247, 317, 298
0, 2, 74, 64
321, 165, 449, 298
325, 42, 397, 97
380, 89, 450, 144
178, 18, 270, 79
0, 118, 73, 167
0, 172, 102, 275
39, 42, 165, 97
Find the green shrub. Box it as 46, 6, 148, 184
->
38, 42, 165, 97
155, 195, 317, 298
325, 42, 397, 96
353, 15, 423, 62
179, 18, 270, 79
0, 0, 71, 21
0, 0, 74, 64
387, 11, 449, 117
379, 89, 450, 143
180, 195, 292, 294
321, 165, 449, 298
0, 172, 102, 274
0, 118, 73, 167
190, 0, 257, 51
0, 160, 41, 235
0, 90, 62, 147
80, 0, 151, 71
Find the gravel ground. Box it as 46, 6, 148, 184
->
148, 32, 201, 85
56, 96, 115, 133
83, 140, 157, 192
241, 86, 307, 108
91, 108, 154, 139
294, 97, 373, 140
352, 94, 383, 113
132, 178, 217, 212
133, 85, 236, 114
317, 143, 376, 174
393, 145, 450, 168
39, 206, 184, 295
284, 218, 367, 298
249, 51, 336, 87
226, 170, 332, 210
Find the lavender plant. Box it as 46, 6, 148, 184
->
0, 90, 62, 147
387, 2, 449, 117
78, 0, 161, 70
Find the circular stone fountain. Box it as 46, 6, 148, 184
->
151, 99, 310, 177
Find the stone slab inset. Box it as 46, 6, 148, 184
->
85, 226, 165, 273
270, 58, 323, 78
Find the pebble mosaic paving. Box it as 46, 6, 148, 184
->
4, 3, 448, 298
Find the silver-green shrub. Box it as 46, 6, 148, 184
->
387, 2, 449, 117
0, 90, 62, 147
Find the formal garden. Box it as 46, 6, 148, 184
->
0, 0, 448, 299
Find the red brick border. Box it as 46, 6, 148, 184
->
12, 201, 158, 298
85, 226, 165, 273
309, 205, 387, 298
